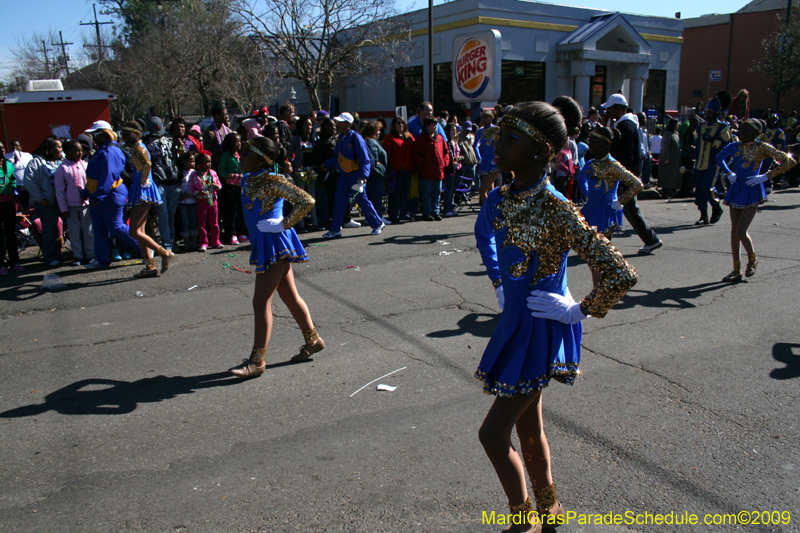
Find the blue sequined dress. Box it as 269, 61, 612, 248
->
577, 154, 643, 235
474, 176, 638, 396
716, 141, 795, 209
126, 141, 162, 205
241, 170, 315, 272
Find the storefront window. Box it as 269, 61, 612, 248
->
499, 61, 545, 105
395, 66, 424, 111
590, 66, 606, 108
643, 69, 667, 116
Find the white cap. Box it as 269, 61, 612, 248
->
332, 112, 354, 124
85, 120, 113, 133
600, 94, 628, 109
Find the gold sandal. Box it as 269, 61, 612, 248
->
229, 347, 267, 378
160, 249, 175, 274
533, 484, 567, 531
291, 338, 325, 362
133, 268, 158, 279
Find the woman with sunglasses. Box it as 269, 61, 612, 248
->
228, 136, 325, 378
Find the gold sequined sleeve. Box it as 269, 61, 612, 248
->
611, 160, 643, 205
760, 143, 797, 179
271, 174, 315, 229
131, 144, 152, 187
550, 197, 638, 318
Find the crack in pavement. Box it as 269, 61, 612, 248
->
583, 282, 739, 337
581, 345, 692, 393
581, 350, 755, 432
4, 314, 253, 357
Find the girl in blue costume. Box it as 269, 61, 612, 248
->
474, 99, 638, 532
715, 118, 796, 282
120, 122, 175, 278
475, 109, 500, 205
229, 136, 325, 378
576, 125, 643, 284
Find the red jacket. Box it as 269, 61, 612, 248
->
413, 133, 450, 181
382, 133, 416, 173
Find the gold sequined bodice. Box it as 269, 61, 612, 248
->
490, 180, 638, 318
242, 170, 315, 229
588, 157, 643, 205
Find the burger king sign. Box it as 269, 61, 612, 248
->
452, 30, 501, 102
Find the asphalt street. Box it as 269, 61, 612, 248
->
1, 187, 799, 533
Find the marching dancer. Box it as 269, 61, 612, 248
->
475, 98, 637, 532
715, 119, 796, 282
120, 121, 176, 278
577, 125, 643, 284
229, 136, 324, 378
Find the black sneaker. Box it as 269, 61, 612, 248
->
432, 214, 442, 221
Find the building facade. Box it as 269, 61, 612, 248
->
678, 0, 798, 117
331, 0, 683, 119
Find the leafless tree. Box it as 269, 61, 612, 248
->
232, 0, 412, 110
10, 30, 65, 83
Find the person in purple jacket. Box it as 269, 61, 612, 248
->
322, 113, 385, 238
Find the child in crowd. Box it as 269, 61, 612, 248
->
177, 152, 198, 251
190, 152, 223, 251
217, 132, 247, 244
55, 140, 95, 267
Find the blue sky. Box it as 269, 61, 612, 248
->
1, 0, 753, 82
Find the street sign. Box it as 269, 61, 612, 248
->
709, 70, 722, 82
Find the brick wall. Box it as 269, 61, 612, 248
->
679, 9, 800, 118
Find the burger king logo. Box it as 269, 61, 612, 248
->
456, 38, 491, 99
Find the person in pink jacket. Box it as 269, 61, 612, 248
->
55, 140, 95, 266
189, 151, 223, 251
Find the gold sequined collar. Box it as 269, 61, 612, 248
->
505, 176, 551, 200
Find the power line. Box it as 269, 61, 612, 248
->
51, 31, 74, 77
81, 4, 113, 61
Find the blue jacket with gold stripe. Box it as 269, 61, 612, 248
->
85, 141, 127, 203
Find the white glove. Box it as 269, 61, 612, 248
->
495, 285, 505, 311
351, 181, 366, 193
611, 199, 623, 211
746, 174, 769, 186
728, 172, 737, 184
256, 218, 285, 233
526, 289, 588, 324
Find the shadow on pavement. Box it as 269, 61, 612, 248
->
0, 372, 248, 418
758, 203, 800, 211
370, 231, 474, 247
0, 266, 137, 302
427, 312, 499, 339
770, 343, 800, 380
615, 281, 729, 310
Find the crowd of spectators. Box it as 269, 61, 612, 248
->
1, 93, 798, 276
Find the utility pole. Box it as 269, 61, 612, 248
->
428, 0, 434, 110
37, 40, 52, 78
51, 31, 74, 77
81, 4, 113, 61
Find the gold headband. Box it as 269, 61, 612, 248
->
244, 141, 274, 167
122, 126, 141, 135
499, 115, 555, 160
588, 131, 611, 143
